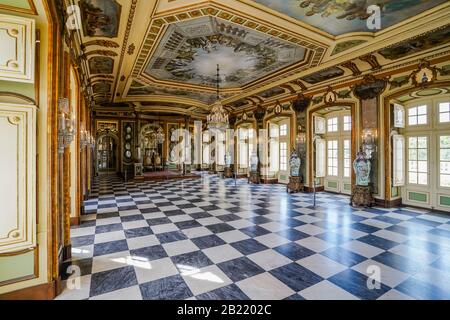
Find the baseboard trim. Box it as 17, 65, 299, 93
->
70, 216, 80, 226
303, 186, 325, 193
375, 198, 402, 208
0, 280, 58, 300
62, 244, 72, 261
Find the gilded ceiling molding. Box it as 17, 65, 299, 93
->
81, 50, 118, 59
81, 40, 120, 49
0, 0, 37, 15
341, 61, 361, 76
360, 54, 381, 71
110, 0, 141, 101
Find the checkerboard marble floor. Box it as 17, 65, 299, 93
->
56, 174, 450, 300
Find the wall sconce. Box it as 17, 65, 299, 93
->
80, 130, 95, 150
362, 129, 377, 159
58, 97, 76, 154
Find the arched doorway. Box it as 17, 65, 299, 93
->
140, 123, 164, 171
96, 133, 119, 174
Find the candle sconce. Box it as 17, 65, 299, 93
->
58, 97, 76, 154
361, 129, 377, 160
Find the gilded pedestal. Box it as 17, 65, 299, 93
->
248, 172, 260, 184
224, 167, 233, 178
350, 185, 375, 207
287, 176, 303, 193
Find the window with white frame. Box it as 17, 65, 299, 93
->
343, 139, 351, 178
393, 135, 405, 186
238, 128, 248, 168
408, 136, 428, 185
408, 105, 427, 126
439, 102, 450, 123
440, 135, 450, 188
280, 124, 288, 136
327, 117, 338, 132
316, 138, 326, 178
280, 142, 287, 171
343, 116, 352, 131
327, 140, 338, 176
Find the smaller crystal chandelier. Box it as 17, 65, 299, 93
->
156, 127, 165, 144
207, 64, 229, 130
57, 97, 76, 154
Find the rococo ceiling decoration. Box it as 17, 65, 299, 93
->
144, 16, 306, 89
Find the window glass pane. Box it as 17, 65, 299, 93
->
408, 136, 427, 185
327, 117, 338, 132
440, 102, 450, 112
280, 124, 287, 136
327, 139, 338, 176
441, 174, 450, 187
418, 173, 428, 185
441, 162, 450, 174
440, 136, 450, 148
418, 105, 427, 114
418, 137, 427, 148
409, 107, 417, 116
417, 115, 427, 125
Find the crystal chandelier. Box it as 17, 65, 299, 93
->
207, 64, 229, 130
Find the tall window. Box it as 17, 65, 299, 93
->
238, 129, 248, 167
327, 140, 338, 176
408, 136, 428, 185
248, 129, 254, 168
280, 124, 288, 136
439, 102, 450, 123
327, 117, 338, 132
343, 139, 351, 178
343, 116, 352, 131
280, 142, 287, 171
440, 135, 450, 188
408, 105, 427, 126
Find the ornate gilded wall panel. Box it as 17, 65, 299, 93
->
0, 103, 36, 255
0, 14, 35, 83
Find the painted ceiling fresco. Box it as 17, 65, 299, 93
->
89, 56, 114, 74
252, 0, 447, 36
128, 82, 218, 105
144, 16, 306, 89
80, 0, 121, 38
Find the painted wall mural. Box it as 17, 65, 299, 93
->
145, 16, 306, 88
253, 0, 447, 36
301, 66, 344, 84
378, 25, 450, 60
89, 56, 114, 74
331, 40, 367, 55
80, 0, 121, 38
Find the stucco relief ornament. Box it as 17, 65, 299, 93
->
353, 147, 371, 187
289, 149, 301, 177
